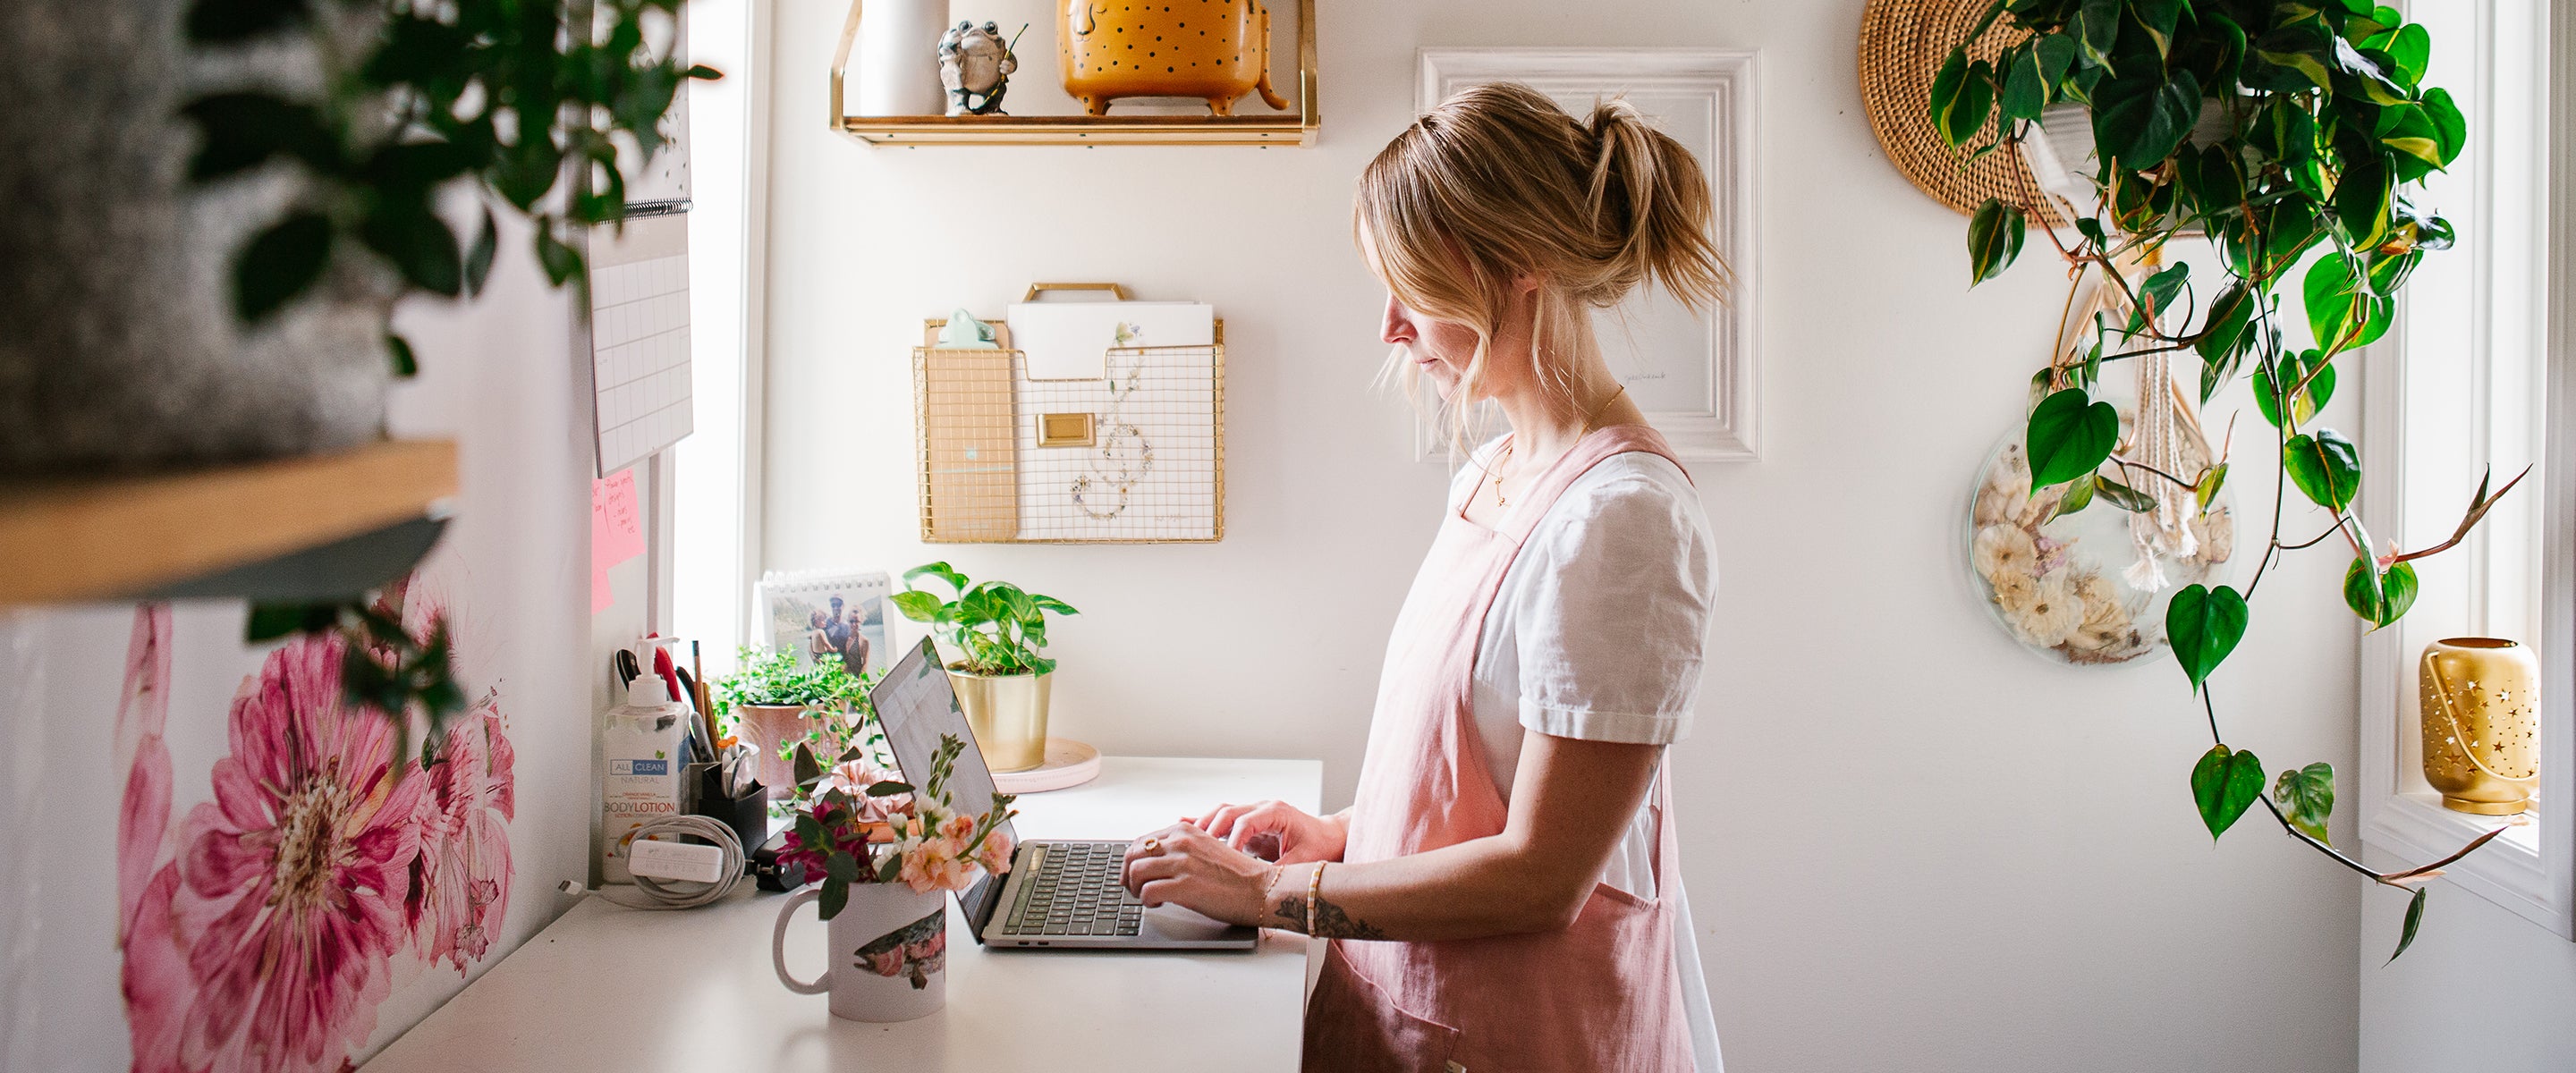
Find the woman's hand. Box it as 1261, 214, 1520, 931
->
1187, 799, 1347, 865
1120, 824, 1280, 927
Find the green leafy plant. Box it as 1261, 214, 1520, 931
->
709, 646, 881, 776
181, 0, 718, 368
892, 562, 1079, 677
1933, 0, 2525, 959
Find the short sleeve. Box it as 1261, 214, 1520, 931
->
1510, 466, 1716, 744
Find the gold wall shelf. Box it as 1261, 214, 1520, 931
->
830, 0, 1318, 147
0, 440, 459, 604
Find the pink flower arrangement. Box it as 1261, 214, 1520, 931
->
778, 734, 1016, 917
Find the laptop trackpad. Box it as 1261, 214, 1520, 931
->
1140, 903, 1253, 942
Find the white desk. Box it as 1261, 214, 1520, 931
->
368, 757, 1321, 1073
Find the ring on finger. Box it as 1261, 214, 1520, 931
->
1140, 837, 1161, 853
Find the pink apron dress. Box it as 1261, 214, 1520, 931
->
1303, 424, 1696, 1073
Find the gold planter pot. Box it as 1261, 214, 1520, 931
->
2419, 638, 2541, 815
944, 668, 1051, 773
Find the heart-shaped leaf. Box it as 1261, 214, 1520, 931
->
2052, 471, 2097, 520
2422, 88, 2467, 165
2305, 254, 2361, 351
2131, 0, 2186, 56
2191, 744, 2267, 841
2070, 0, 2123, 70
2274, 762, 2336, 845
2167, 584, 2250, 691
2344, 556, 2419, 628
2389, 886, 2428, 963
2196, 462, 2229, 511
2255, 351, 2337, 427
1969, 198, 2027, 284
2026, 388, 2120, 488
2093, 475, 2158, 512
2284, 429, 2361, 512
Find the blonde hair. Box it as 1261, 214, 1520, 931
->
1355, 81, 1727, 453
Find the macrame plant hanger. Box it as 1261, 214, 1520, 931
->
2045, 247, 2216, 592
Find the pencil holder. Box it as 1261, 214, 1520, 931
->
688, 763, 770, 853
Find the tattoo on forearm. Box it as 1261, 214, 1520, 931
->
1271, 894, 1388, 941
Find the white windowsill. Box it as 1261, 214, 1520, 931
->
2365, 791, 2562, 936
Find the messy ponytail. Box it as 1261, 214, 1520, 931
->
1355, 81, 1727, 452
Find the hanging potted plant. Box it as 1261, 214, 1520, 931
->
3, 0, 716, 473
1928, 0, 2522, 959
892, 562, 1079, 773
712, 646, 873, 798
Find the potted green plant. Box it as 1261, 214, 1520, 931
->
712, 646, 872, 798
1930, 0, 2520, 959
892, 562, 1079, 773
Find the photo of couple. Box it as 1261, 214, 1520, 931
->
758, 570, 892, 677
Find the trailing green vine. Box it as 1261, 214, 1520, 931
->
1932, 0, 2523, 960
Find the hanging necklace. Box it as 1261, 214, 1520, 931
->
1489, 384, 1627, 508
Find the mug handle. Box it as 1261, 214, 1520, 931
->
772, 887, 832, 995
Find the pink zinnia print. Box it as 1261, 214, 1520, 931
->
168, 634, 428, 1073
409, 696, 516, 972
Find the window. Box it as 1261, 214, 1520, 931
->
2359, 0, 2572, 938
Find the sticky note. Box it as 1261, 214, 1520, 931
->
593, 563, 614, 614
592, 469, 645, 573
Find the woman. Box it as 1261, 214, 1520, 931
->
1120, 83, 1725, 1071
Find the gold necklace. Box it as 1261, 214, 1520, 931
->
1490, 384, 1627, 508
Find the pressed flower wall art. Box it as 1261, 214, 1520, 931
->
115, 584, 517, 1073
1964, 362, 2235, 666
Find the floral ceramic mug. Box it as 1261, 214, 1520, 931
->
771, 883, 951, 1023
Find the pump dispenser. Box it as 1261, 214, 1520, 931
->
600, 670, 690, 883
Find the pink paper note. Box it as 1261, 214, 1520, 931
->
592, 563, 614, 614
592, 469, 646, 573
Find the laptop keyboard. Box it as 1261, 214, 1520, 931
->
1002, 841, 1145, 937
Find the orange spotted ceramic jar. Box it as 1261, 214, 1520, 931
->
1058, 0, 1289, 115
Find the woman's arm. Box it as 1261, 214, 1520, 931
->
1123, 732, 1661, 941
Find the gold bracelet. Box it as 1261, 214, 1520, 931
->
1307, 862, 1326, 936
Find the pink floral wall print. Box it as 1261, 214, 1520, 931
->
409, 697, 516, 971
116, 596, 518, 1073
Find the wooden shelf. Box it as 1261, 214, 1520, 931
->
830, 0, 1318, 147
0, 440, 458, 605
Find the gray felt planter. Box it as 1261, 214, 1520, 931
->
0, 1, 394, 475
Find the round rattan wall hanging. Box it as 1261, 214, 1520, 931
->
1859, 0, 2066, 227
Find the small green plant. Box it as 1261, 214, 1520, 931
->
892, 562, 1078, 676
711, 646, 883, 794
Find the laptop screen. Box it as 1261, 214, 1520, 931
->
867, 638, 1014, 931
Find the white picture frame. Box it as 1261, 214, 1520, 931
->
1413, 47, 1760, 463
755, 569, 894, 678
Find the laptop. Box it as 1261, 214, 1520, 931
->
868, 638, 1258, 951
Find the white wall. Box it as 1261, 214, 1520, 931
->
2358, 850, 2576, 1072
761, 1, 2368, 1069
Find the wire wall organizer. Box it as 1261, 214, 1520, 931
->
915, 315, 1224, 544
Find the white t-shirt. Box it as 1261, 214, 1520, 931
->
1450, 439, 1724, 1072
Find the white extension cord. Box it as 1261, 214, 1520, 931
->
559, 815, 749, 910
